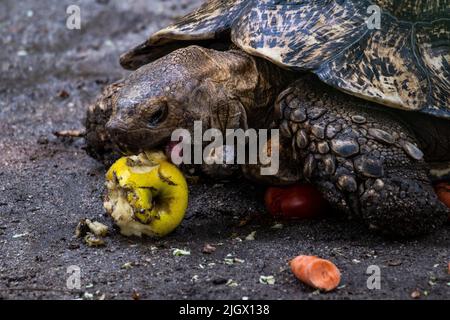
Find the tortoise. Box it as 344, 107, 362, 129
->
85, 0, 450, 236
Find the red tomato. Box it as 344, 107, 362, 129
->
434, 183, 450, 221
265, 184, 326, 219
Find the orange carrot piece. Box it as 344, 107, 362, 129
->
290, 255, 341, 292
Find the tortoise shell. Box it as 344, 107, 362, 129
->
120, 0, 450, 119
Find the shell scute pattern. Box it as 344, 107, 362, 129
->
125, 0, 449, 117
231, 0, 449, 117
232, 0, 371, 69
316, 15, 429, 111
414, 20, 450, 116
151, 0, 248, 44
373, 0, 450, 20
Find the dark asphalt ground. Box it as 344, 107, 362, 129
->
0, 0, 449, 300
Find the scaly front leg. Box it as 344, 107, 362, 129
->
272, 76, 448, 236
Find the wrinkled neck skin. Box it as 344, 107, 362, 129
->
192, 48, 294, 132
243, 53, 296, 129
178, 48, 294, 179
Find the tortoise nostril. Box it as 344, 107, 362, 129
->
106, 119, 129, 143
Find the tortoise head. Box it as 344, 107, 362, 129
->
106, 46, 206, 154
106, 45, 268, 155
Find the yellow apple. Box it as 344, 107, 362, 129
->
104, 151, 188, 237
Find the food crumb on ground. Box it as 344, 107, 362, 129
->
173, 248, 191, 256
259, 275, 275, 285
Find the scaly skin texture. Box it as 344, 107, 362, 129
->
86, 47, 449, 236
86, 46, 291, 165
102, 46, 290, 154
269, 76, 448, 236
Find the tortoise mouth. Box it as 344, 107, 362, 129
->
106, 119, 173, 156
164, 140, 183, 162
109, 128, 172, 158
128, 140, 174, 160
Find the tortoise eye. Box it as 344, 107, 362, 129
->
147, 101, 168, 128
